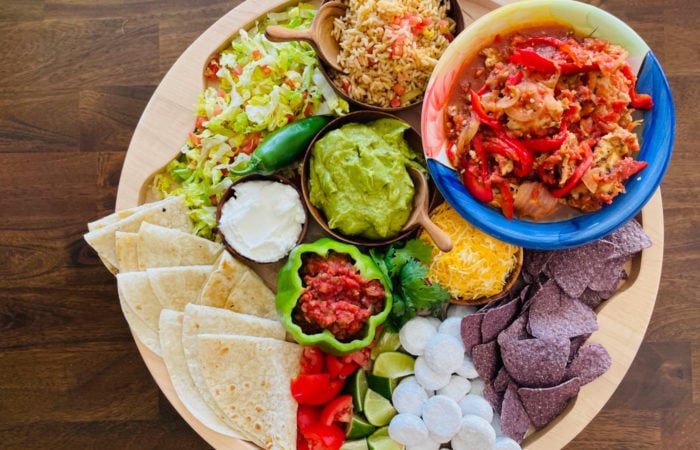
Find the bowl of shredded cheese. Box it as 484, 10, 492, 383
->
418, 201, 522, 305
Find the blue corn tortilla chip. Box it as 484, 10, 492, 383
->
500, 382, 531, 443
568, 333, 592, 364
549, 240, 616, 298
500, 336, 570, 388
567, 343, 612, 385
587, 257, 628, 293
471, 340, 501, 383
603, 219, 652, 258
482, 381, 504, 414
493, 366, 514, 393
577, 288, 604, 310
461, 312, 484, 356
523, 250, 552, 282
481, 296, 521, 342
497, 314, 530, 346
528, 280, 599, 340
518, 377, 582, 429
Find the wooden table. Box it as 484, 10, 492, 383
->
0, 0, 697, 448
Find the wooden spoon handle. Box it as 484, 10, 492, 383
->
418, 212, 454, 253
264, 25, 314, 44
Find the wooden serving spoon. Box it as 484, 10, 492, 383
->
264, 1, 346, 73
402, 166, 454, 253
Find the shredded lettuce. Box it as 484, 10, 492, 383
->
152, 3, 349, 240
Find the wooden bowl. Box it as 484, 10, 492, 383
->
215, 174, 308, 264
449, 246, 523, 306
316, 0, 465, 112
301, 110, 426, 247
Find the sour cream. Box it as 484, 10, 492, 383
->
218, 179, 306, 263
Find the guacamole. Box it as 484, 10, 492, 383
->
308, 118, 424, 240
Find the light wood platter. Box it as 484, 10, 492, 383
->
114, 0, 665, 449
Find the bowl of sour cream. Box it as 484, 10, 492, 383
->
216, 174, 308, 264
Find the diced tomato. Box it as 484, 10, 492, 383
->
325, 354, 358, 380
302, 422, 346, 450
212, 105, 223, 116
204, 58, 220, 80
301, 347, 325, 375
195, 116, 206, 131
188, 132, 201, 147
341, 347, 371, 370
290, 374, 345, 405
217, 88, 226, 98
391, 35, 405, 58
239, 131, 261, 155
209, 195, 218, 206
260, 64, 272, 76
232, 64, 244, 76
298, 433, 310, 450
251, 49, 262, 60
297, 405, 322, 434
390, 96, 402, 108
320, 395, 353, 427
393, 83, 406, 96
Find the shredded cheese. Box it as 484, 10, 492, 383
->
418, 202, 521, 301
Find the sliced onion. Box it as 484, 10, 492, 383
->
513, 181, 561, 221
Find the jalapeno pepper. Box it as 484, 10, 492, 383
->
232, 115, 332, 176
276, 238, 392, 356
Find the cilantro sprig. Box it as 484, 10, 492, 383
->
370, 239, 451, 330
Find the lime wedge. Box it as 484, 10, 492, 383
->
366, 372, 398, 401
367, 426, 403, 450
346, 413, 376, 439
364, 389, 397, 427
341, 438, 370, 450
345, 368, 369, 413
372, 351, 415, 379
371, 328, 401, 359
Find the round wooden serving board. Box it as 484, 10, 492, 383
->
114, 0, 665, 448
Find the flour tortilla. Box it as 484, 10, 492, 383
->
196, 334, 301, 450
114, 231, 139, 273
84, 195, 192, 273
116, 271, 162, 334
181, 304, 286, 441
137, 222, 222, 270
158, 309, 240, 438
87, 207, 137, 231
198, 251, 277, 320
147, 265, 213, 311
118, 286, 161, 356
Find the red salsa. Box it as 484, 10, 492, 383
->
293, 252, 386, 342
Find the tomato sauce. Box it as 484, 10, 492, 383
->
293, 252, 385, 342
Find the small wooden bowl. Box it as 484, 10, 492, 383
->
316, 0, 465, 112
301, 110, 428, 248
449, 247, 524, 306
215, 174, 308, 264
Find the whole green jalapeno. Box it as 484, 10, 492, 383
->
232, 115, 332, 176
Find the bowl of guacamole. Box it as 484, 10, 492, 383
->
301, 110, 429, 247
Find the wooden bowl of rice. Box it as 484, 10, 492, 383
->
320, 0, 464, 111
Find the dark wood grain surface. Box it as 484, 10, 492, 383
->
1, 0, 697, 448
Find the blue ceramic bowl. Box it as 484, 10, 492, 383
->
421, 0, 674, 249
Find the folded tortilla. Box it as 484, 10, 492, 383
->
158, 309, 241, 438
181, 304, 286, 441
196, 334, 301, 450
118, 286, 161, 356
84, 196, 192, 273
137, 222, 222, 270
198, 251, 277, 320
147, 265, 213, 311
115, 231, 139, 273
116, 271, 162, 334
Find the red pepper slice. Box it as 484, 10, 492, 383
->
290, 374, 345, 405
521, 36, 581, 65
469, 89, 501, 129
509, 48, 558, 74
463, 158, 494, 203
493, 131, 534, 177
506, 70, 523, 86
297, 405, 322, 434
523, 123, 568, 153
621, 64, 654, 110
320, 395, 353, 427
498, 181, 514, 220
550, 142, 594, 198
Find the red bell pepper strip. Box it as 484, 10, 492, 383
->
469, 89, 501, 129
472, 134, 490, 182
493, 131, 534, 177
520, 36, 581, 66
506, 70, 523, 86
463, 158, 494, 203
498, 181, 514, 220
621, 64, 654, 110
550, 142, 594, 198
509, 48, 558, 74
523, 123, 568, 153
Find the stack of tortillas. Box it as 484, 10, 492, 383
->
85, 197, 301, 450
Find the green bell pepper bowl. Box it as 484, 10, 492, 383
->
276, 237, 392, 356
